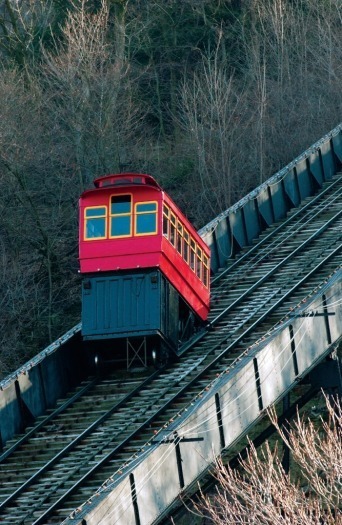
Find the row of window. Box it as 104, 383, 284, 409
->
84, 195, 158, 239
163, 204, 209, 287
84, 196, 210, 288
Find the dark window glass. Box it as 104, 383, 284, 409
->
203, 267, 209, 287
136, 214, 156, 234
183, 230, 189, 263
196, 260, 202, 279
203, 254, 209, 287
177, 223, 183, 254
110, 195, 132, 237
137, 203, 156, 212
135, 202, 157, 235
163, 215, 169, 237
163, 205, 169, 237
86, 207, 106, 217
111, 195, 131, 214
196, 247, 202, 279
111, 216, 131, 236
183, 242, 189, 263
85, 207, 106, 239
190, 239, 196, 272
86, 219, 106, 238
170, 213, 176, 246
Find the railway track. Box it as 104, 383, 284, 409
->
0, 173, 341, 525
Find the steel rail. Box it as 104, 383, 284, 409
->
211, 173, 342, 286
2, 196, 341, 523
210, 208, 342, 326
179, 205, 342, 355
31, 245, 341, 525
0, 377, 98, 464
181, 248, 342, 376
211, 183, 342, 293
0, 369, 159, 510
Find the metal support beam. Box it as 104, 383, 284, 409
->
126, 337, 147, 370
14, 379, 34, 432
130, 473, 141, 525
253, 358, 263, 411
289, 325, 299, 377
174, 432, 185, 489
229, 387, 319, 469
322, 294, 332, 345
37, 363, 48, 410
215, 393, 225, 449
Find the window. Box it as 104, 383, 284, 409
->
196, 246, 202, 279
84, 206, 107, 239
170, 212, 176, 247
110, 195, 132, 237
183, 230, 190, 263
203, 254, 209, 287
190, 238, 196, 272
161, 202, 210, 286
135, 202, 158, 235
163, 204, 169, 238
177, 222, 183, 255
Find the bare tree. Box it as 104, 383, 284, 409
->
193, 396, 342, 524
41, 0, 143, 189
0, 67, 80, 371
178, 40, 253, 223
176, 0, 342, 228
0, 0, 56, 68
241, 0, 342, 170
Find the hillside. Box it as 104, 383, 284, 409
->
0, 0, 341, 375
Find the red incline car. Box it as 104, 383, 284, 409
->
79, 173, 210, 366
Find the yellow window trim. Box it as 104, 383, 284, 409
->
163, 204, 170, 238
134, 201, 158, 237
135, 201, 158, 213
109, 193, 133, 239
108, 229, 132, 240
162, 205, 211, 288
84, 205, 108, 241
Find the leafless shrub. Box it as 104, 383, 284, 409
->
193, 396, 342, 524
